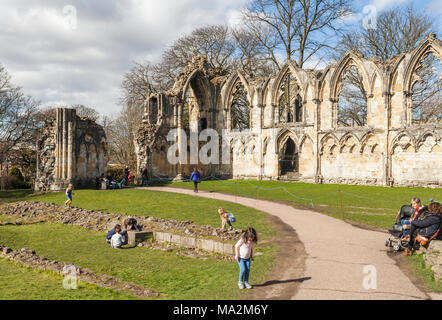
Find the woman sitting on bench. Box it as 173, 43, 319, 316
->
403, 202, 441, 256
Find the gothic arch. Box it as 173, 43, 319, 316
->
223, 72, 250, 110
276, 129, 298, 153
272, 61, 304, 106
298, 134, 314, 152
330, 51, 371, 102
403, 34, 442, 94
224, 73, 251, 130
390, 131, 417, 154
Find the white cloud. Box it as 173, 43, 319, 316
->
369, 0, 407, 11
0, 0, 249, 117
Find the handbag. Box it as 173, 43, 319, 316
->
227, 213, 236, 223
416, 223, 441, 246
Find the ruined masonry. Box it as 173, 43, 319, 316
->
35, 108, 108, 191
136, 34, 442, 187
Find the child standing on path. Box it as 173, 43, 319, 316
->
235, 228, 258, 289
65, 184, 74, 207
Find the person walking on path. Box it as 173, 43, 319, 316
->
235, 227, 258, 290
190, 168, 201, 193
141, 167, 149, 186
65, 184, 74, 207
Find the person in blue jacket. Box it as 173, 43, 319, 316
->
190, 168, 201, 193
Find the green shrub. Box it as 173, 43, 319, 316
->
107, 167, 124, 181
9, 167, 24, 181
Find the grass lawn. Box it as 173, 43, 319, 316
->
0, 258, 137, 300
0, 189, 34, 200
164, 180, 442, 230
13, 188, 276, 240
0, 224, 275, 300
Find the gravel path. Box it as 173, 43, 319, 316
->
145, 187, 429, 300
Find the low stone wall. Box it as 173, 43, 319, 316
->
153, 231, 235, 255
416, 240, 442, 281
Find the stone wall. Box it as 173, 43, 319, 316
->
416, 240, 442, 281
35, 108, 108, 191
135, 34, 442, 187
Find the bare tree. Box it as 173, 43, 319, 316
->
153, 25, 237, 89
336, 4, 434, 60
121, 62, 156, 110
242, 0, 351, 68
231, 27, 277, 76
104, 105, 142, 171
0, 65, 40, 178
411, 53, 442, 124
336, 4, 438, 126
337, 66, 368, 127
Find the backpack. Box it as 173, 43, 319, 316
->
227, 213, 236, 223
399, 205, 414, 220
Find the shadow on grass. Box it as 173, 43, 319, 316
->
254, 277, 312, 287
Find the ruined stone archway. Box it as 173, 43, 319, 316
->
279, 137, 299, 177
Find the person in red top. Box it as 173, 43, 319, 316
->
401, 197, 424, 239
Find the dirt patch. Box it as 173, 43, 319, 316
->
242, 213, 308, 300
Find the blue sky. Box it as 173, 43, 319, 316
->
0, 0, 440, 116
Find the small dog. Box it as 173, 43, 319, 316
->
218, 207, 233, 230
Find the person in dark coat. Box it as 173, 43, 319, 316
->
403, 202, 441, 255
190, 168, 201, 193
142, 167, 149, 186
124, 166, 130, 186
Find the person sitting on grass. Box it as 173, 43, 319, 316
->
403, 202, 441, 256
123, 218, 142, 232
235, 227, 258, 290
106, 224, 128, 244
110, 225, 126, 249
64, 184, 74, 207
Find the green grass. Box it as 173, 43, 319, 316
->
0, 189, 33, 200
0, 258, 138, 300
13, 188, 276, 240
407, 254, 442, 292
0, 223, 275, 300
165, 180, 442, 230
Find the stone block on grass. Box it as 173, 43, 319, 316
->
128, 231, 153, 245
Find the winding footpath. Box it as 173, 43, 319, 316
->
145, 186, 441, 300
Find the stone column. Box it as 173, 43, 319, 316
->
174, 102, 185, 181
61, 108, 68, 180
55, 109, 62, 180
67, 110, 76, 182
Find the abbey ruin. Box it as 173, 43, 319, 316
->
135, 34, 442, 188
35, 108, 108, 191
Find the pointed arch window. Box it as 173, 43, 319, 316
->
411, 52, 442, 124
337, 65, 368, 127
278, 72, 302, 123
230, 80, 250, 130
